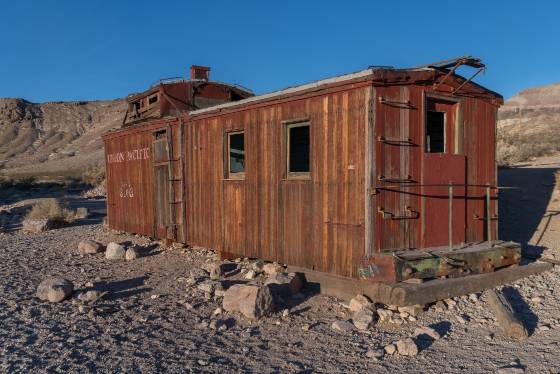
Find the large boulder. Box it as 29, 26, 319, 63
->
264, 272, 304, 297
78, 240, 104, 255
125, 247, 140, 260
222, 284, 274, 319
263, 263, 285, 275
352, 307, 377, 330
36, 277, 74, 302
349, 294, 372, 313
105, 242, 125, 260
396, 338, 418, 356
22, 218, 56, 233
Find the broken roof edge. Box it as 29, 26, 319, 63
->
126, 79, 254, 102
189, 65, 502, 116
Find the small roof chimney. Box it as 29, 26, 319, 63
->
190, 65, 210, 81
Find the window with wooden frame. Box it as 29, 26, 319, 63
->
148, 93, 159, 105
425, 111, 445, 153
286, 121, 310, 178
225, 131, 245, 179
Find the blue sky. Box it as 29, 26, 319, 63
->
0, 1, 558, 102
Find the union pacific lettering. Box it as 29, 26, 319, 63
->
107, 147, 150, 164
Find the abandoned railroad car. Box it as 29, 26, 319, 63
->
103, 57, 522, 289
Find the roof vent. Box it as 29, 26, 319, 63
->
190, 65, 210, 81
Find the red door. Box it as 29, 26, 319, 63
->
422, 97, 466, 248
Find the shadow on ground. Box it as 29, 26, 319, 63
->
501, 286, 539, 336
499, 166, 559, 252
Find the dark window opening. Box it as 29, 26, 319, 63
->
227, 131, 245, 176
287, 123, 310, 174
132, 101, 141, 111
148, 94, 158, 105
426, 111, 445, 153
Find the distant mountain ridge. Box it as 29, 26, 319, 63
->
497, 82, 560, 165
0, 97, 126, 178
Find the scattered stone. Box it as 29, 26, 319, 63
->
84, 281, 94, 288
197, 281, 218, 294
251, 260, 265, 272
387, 304, 399, 311
78, 240, 104, 254
531, 296, 545, 304
485, 333, 494, 340
497, 367, 525, 374
36, 277, 74, 302
384, 344, 396, 355
301, 324, 311, 331
414, 326, 441, 340
377, 308, 394, 322
263, 263, 284, 275
222, 284, 275, 319
213, 307, 222, 315
469, 293, 479, 302
434, 300, 447, 312
396, 338, 418, 356
398, 304, 423, 317
282, 309, 290, 318
22, 218, 59, 233
244, 269, 256, 280
390, 317, 404, 325
455, 314, 467, 324
77, 290, 103, 303
190, 267, 210, 280
352, 307, 376, 330
185, 302, 194, 310
331, 320, 354, 332
105, 242, 125, 260
539, 324, 551, 331
209, 262, 238, 280
151, 294, 160, 299
366, 348, 385, 360
443, 298, 456, 308
125, 247, 140, 261
349, 294, 372, 313
195, 320, 209, 330
264, 272, 303, 297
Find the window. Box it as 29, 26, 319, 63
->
286, 122, 310, 176
226, 131, 245, 178
148, 94, 158, 105
426, 111, 445, 153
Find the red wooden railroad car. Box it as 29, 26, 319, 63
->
103, 58, 521, 287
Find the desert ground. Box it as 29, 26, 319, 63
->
1, 156, 560, 373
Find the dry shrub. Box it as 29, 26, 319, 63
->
26, 198, 75, 223
497, 129, 560, 166
81, 164, 105, 187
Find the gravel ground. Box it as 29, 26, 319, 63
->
1, 157, 560, 373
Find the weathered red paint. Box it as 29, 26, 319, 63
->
103, 64, 506, 282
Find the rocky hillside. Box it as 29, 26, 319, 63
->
498, 83, 560, 165
0, 98, 126, 178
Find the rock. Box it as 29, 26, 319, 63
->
396, 338, 418, 356
105, 242, 125, 260
36, 277, 74, 302
443, 298, 456, 308
78, 240, 104, 254
264, 272, 304, 297
244, 269, 256, 280
222, 284, 274, 319
197, 281, 217, 294
469, 293, 479, 302
398, 304, 423, 317
125, 247, 140, 260
434, 300, 447, 312
539, 324, 551, 331
455, 314, 467, 324
213, 307, 222, 315
301, 324, 311, 331
384, 344, 396, 355
77, 290, 103, 303
352, 307, 376, 330
190, 267, 209, 280
75, 207, 89, 219
331, 320, 354, 332
366, 348, 385, 360
387, 304, 399, 311
251, 260, 265, 272
209, 262, 238, 280
377, 308, 393, 322
531, 296, 545, 304
282, 309, 290, 318
263, 263, 284, 275
22, 218, 58, 233
414, 326, 441, 340
349, 294, 372, 313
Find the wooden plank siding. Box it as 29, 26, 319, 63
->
185, 86, 369, 277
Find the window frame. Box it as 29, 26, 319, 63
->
425, 110, 446, 153
285, 120, 311, 179
224, 130, 246, 180
148, 93, 159, 106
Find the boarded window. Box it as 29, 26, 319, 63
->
226, 131, 245, 178
287, 122, 310, 175
426, 111, 445, 153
